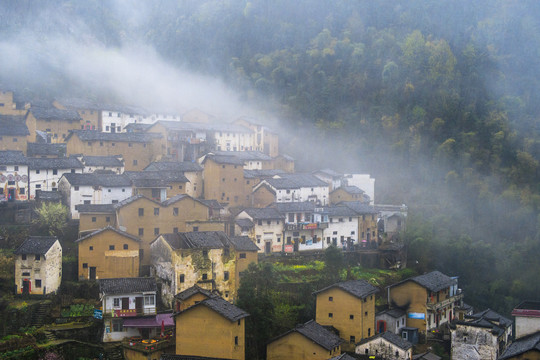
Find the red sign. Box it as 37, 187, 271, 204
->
303, 223, 318, 230
114, 309, 137, 317
284, 245, 294, 253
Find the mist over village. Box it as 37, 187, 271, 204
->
1, 1, 540, 360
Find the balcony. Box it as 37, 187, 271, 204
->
285, 222, 329, 231
426, 292, 464, 311
103, 308, 157, 318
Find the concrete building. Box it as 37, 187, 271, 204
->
28, 156, 84, 199
355, 331, 413, 360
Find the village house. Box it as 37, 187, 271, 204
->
499, 333, 540, 360
0, 150, 30, 201
314, 280, 379, 352
64, 130, 162, 171
58, 172, 133, 219
0, 90, 27, 116
201, 154, 249, 208
355, 331, 413, 360
210, 123, 254, 153
125, 170, 190, 200
253, 173, 330, 206
387, 270, 464, 334
76, 226, 141, 280
342, 174, 375, 205
27, 143, 66, 158
512, 300, 540, 339
98, 277, 157, 342
376, 308, 407, 335
150, 231, 258, 307
234, 207, 284, 253
0, 115, 30, 153
273, 154, 295, 173
234, 117, 279, 156
25, 106, 82, 143
313, 168, 343, 192
212, 150, 274, 170
339, 201, 380, 247
376, 204, 408, 239
76, 204, 117, 236
99, 105, 179, 133
329, 185, 370, 205
79, 155, 125, 174
174, 295, 249, 360
52, 97, 100, 131
266, 320, 343, 360
27, 156, 84, 199
270, 202, 328, 252
182, 108, 215, 123
323, 205, 361, 249
450, 308, 512, 360
14, 236, 62, 295
144, 161, 203, 198
173, 284, 218, 312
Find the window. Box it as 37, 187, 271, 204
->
234, 336, 239, 345
19, 188, 25, 195
329, 296, 333, 301
350, 314, 354, 319
224, 271, 229, 281
239, 253, 246, 259
106, 216, 110, 222
52, 169, 58, 175
133, 160, 138, 166
112, 319, 123, 332
350, 336, 355, 343
123, 244, 128, 250
35, 255, 40, 261
14, 166, 19, 171
138, 228, 144, 236
35, 279, 42, 288
21, 254, 26, 260
173, 227, 178, 233
138, 208, 144, 216
109, 245, 115, 250
35, 169, 41, 174
89, 246, 93, 251
329, 313, 333, 318
202, 273, 208, 280
258, 220, 262, 226
82, 263, 88, 268
179, 274, 185, 283
12, 138, 17, 142
144, 295, 155, 306
92, 217, 96, 222
22, 272, 30, 276
365, 311, 368, 316
154, 208, 159, 216
154, 228, 159, 236
395, 351, 399, 356
35, 184, 41, 189
173, 207, 178, 216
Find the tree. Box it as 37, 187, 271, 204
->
322, 245, 344, 285
33, 202, 69, 237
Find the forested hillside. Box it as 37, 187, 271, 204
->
1, 0, 540, 313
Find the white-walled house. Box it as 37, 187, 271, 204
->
342, 174, 375, 205
28, 156, 84, 199
58, 173, 133, 219
323, 206, 360, 249
98, 277, 157, 342
14, 236, 62, 295
235, 207, 284, 253
313, 169, 343, 191
356, 331, 413, 360
211, 123, 253, 152
254, 173, 329, 206
79, 155, 125, 174
213, 150, 273, 170
0, 150, 29, 201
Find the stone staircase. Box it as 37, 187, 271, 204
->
42, 329, 57, 342
103, 343, 124, 360
31, 301, 52, 328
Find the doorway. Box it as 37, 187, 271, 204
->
89, 267, 96, 280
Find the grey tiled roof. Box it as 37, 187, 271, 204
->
469, 308, 512, 327
333, 185, 365, 194
263, 173, 328, 190
75, 204, 116, 213
14, 236, 58, 255
228, 236, 259, 252
61, 173, 132, 187
324, 206, 361, 217
242, 207, 283, 220
198, 199, 223, 210
160, 354, 231, 360
410, 271, 456, 292
0, 150, 28, 165
27, 143, 66, 157
329, 354, 358, 360
174, 285, 216, 301
339, 201, 378, 214
154, 120, 251, 133
161, 231, 230, 250
270, 201, 316, 213
357, 331, 413, 350
263, 177, 300, 189
314, 168, 342, 178
98, 277, 157, 295
271, 320, 342, 351
413, 352, 442, 360
30, 106, 82, 121
314, 280, 379, 299
125, 171, 189, 184
377, 308, 406, 319
35, 190, 62, 201
243, 169, 286, 179
28, 156, 84, 170
194, 297, 249, 322
235, 218, 254, 228
144, 161, 203, 172
75, 226, 140, 243
213, 150, 272, 161
0, 116, 29, 136
68, 130, 161, 142
81, 155, 124, 167
499, 331, 540, 360
203, 154, 245, 166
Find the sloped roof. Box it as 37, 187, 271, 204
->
27, 143, 66, 157
329, 354, 357, 360
14, 236, 58, 255
160, 354, 230, 360
469, 308, 512, 328
499, 331, 540, 360
0, 150, 28, 165
332, 185, 365, 195
125, 171, 189, 184
30, 106, 81, 121
160, 231, 230, 250
144, 161, 203, 172
244, 169, 286, 179
174, 285, 216, 301
98, 277, 157, 295
81, 155, 124, 167
198, 199, 223, 209
61, 173, 131, 187
389, 271, 456, 293
413, 352, 442, 360
235, 218, 254, 228
203, 154, 245, 166
0, 115, 29, 136
339, 201, 378, 214
270, 201, 316, 213
213, 150, 272, 161
314, 168, 342, 178
35, 190, 62, 201
176, 296, 249, 322
324, 206, 361, 217
357, 331, 413, 350
314, 280, 379, 299
28, 156, 83, 170
377, 308, 406, 319
75, 226, 140, 243
242, 207, 283, 220
270, 320, 342, 351
75, 204, 116, 214
228, 236, 260, 252
67, 130, 160, 143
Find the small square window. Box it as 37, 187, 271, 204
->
109, 245, 115, 250
106, 216, 111, 222
123, 244, 128, 250
89, 246, 93, 251
154, 208, 159, 216
202, 273, 208, 280
92, 217, 96, 222
154, 228, 159, 235
329, 313, 333, 318
35, 279, 42, 288
82, 263, 88, 268
35, 254, 40, 261
22, 254, 26, 260
138, 208, 144, 216
239, 253, 246, 259
139, 228, 144, 236
179, 274, 185, 283
350, 314, 354, 320
329, 296, 333, 301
